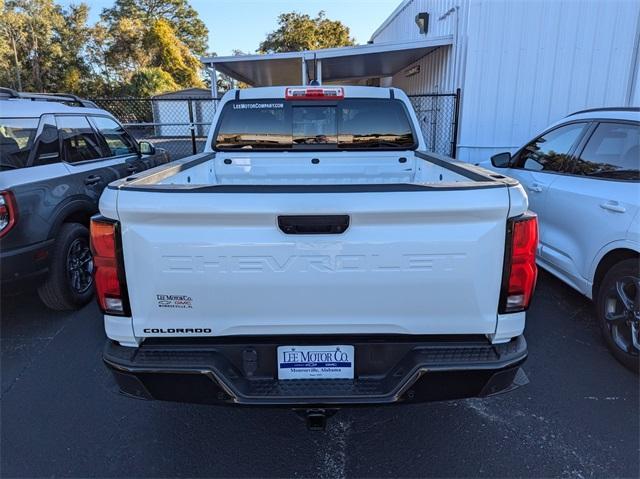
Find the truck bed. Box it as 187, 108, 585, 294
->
108, 150, 517, 191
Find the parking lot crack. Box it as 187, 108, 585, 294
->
1, 321, 69, 398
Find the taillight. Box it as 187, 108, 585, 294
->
285, 87, 344, 100
90, 216, 129, 316
0, 191, 17, 239
499, 212, 538, 313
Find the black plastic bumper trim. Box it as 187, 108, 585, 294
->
0, 238, 54, 283
104, 335, 527, 406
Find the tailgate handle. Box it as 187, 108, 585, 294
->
278, 215, 350, 235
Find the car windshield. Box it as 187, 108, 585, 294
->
214, 98, 417, 151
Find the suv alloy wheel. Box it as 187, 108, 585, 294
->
597, 258, 640, 373
38, 223, 95, 310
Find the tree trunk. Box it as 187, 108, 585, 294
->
30, 22, 42, 92
10, 33, 22, 91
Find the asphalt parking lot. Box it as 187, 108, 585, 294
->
1, 270, 638, 478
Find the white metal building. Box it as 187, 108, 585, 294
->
370, 0, 640, 162
202, 0, 640, 162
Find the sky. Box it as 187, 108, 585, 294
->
61, 0, 401, 55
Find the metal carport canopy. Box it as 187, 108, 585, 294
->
201, 36, 453, 87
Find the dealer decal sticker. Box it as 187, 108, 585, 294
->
156, 294, 193, 309
232, 102, 284, 109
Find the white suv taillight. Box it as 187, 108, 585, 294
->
90, 216, 130, 316
499, 212, 539, 313
0, 191, 17, 239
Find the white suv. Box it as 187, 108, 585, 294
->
485, 107, 639, 372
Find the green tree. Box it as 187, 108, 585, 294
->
126, 67, 178, 97
144, 19, 203, 88
83, 22, 117, 96
0, 0, 62, 92
98, 0, 208, 95
0, 0, 94, 94
102, 17, 150, 79
0, 2, 27, 90
101, 0, 208, 55
49, 3, 94, 93
0, 0, 209, 97
259, 11, 355, 53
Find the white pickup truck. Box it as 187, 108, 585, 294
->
93, 86, 537, 422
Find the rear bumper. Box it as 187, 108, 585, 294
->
104, 335, 528, 406
0, 239, 54, 285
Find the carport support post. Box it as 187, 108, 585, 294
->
208, 66, 218, 99
451, 88, 461, 158
301, 57, 307, 85
187, 99, 197, 155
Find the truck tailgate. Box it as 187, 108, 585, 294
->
116, 188, 509, 337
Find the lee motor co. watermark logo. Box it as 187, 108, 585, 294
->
156, 294, 193, 309
282, 348, 350, 365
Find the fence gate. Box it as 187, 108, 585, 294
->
91, 97, 220, 160
93, 91, 460, 160
408, 89, 460, 158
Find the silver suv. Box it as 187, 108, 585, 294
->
484, 107, 639, 372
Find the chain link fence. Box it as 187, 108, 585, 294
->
91, 97, 220, 160
92, 91, 460, 160
408, 90, 460, 158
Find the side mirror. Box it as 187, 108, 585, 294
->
139, 140, 156, 155
491, 152, 511, 168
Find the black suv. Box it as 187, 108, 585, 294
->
0, 89, 169, 310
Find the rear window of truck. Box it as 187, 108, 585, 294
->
214, 99, 417, 151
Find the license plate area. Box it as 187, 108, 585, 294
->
277, 345, 354, 380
